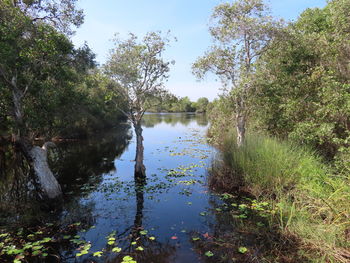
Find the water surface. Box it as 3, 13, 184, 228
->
1, 113, 228, 262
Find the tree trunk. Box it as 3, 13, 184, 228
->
235, 93, 246, 148
134, 122, 146, 179
11, 80, 62, 202
17, 139, 62, 201
236, 112, 246, 147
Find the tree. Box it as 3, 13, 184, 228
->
10, 0, 84, 34
105, 32, 174, 177
252, 0, 350, 172
196, 97, 209, 113
192, 0, 277, 146
0, 0, 83, 201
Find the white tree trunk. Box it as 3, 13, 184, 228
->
236, 113, 246, 147
29, 142, 62, 200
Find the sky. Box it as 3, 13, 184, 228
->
72, 0, 327, 101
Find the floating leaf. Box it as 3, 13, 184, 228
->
122, 255, 137, 263
205, 251, 214, 257
112, 247, 122, 253
149, 236, 155, 241
93, 251, 103, 257
41, 237, 52, 243
32, 245, 43, 251
238, 247, 248, 254
136, 246, 144, 251
139, 230, 148, 235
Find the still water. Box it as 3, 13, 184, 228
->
1, 113, 236, 262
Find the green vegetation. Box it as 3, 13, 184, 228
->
2, 0, 350, 262
0, 0, 127, 141
145, 90, 210, 113
204, 0, 350, 261
210, 131, 350, 261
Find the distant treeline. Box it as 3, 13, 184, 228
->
146, 91, 210, 113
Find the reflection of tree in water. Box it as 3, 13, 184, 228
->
102, 172, 176, 263
0, 144, 40, 225
142, 113, 208, 128
0, 124, 132, 226
195, 113, 209, 127
52, 124, 132, 197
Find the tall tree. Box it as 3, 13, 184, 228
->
105, 32, 174, 177
0, 0, 83, 201
192, 0, 277, 146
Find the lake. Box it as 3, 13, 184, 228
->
1, 113, 241, 262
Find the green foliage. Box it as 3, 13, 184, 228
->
0, 1, 127, 139
143, 88, 210, 113
251, 0, 350, 171
211, 130, 350, 261
105, 31, 173, 125
193, 0, 279, 146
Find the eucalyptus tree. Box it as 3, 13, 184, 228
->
192, 0, 277, 146
0, 0, 83, 201
105, 32, 173, 178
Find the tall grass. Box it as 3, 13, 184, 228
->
212, 131, 350, 262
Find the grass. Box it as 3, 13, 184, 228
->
210, 130, 350, 262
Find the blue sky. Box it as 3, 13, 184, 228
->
72, 0, 327, 101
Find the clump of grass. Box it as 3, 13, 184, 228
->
210, 130, 350, 262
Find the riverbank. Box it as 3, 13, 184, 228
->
209, 130, 350, 262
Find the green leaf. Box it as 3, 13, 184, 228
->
205, 251, 214, 257
139, 230, 148, 235
112, 247, 122, 253
238, 247, 248, 254
93, 251, 103, 257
